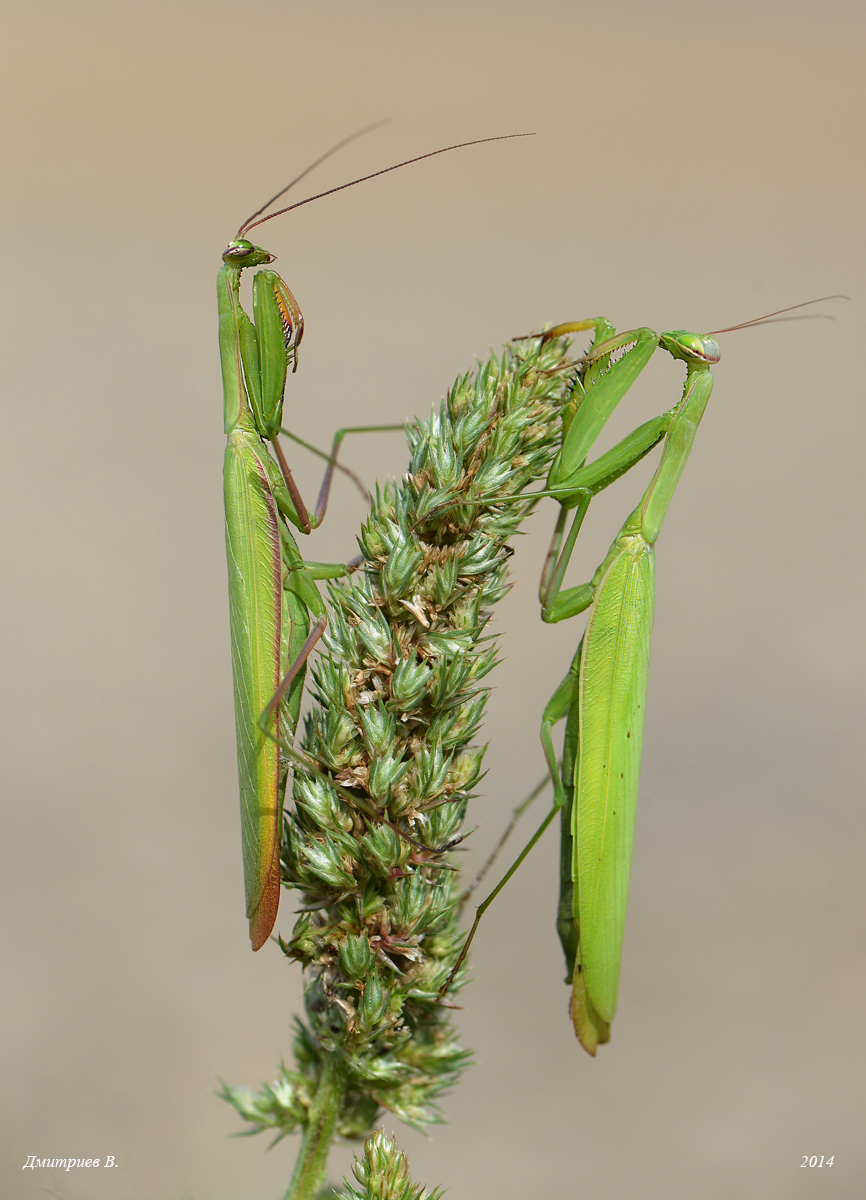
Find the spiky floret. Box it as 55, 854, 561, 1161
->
223, 333, 572, 1150
336, 1130, 443, 1200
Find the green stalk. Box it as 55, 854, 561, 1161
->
283, 1051, 347, 1200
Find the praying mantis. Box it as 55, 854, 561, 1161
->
441, 300, 838, 1053
217, 131, 531, 950
536, 318, 718, 1054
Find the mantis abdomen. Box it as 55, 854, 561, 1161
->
571, 534, 655, 1052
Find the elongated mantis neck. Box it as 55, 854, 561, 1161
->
637, 361, 715, 545
217, 264, 257, 437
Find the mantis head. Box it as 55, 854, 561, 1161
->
222, 239, 275, 269
659, 330, 721, 366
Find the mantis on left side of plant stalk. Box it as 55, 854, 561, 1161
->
218, 130, 532, 950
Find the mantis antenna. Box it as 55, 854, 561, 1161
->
707, 294, 848, 334
235, 132, 535, 239
238, 120, 391, 232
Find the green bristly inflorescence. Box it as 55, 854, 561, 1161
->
221, 332, 573, 1191
334, 1131, 443, 1200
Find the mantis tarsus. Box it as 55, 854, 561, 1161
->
441, 299, 841, 1052
217, 130, 532, 950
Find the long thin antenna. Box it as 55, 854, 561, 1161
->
708, 295, 848, 335
237, 120, 390, 233
236, 133, 535, 239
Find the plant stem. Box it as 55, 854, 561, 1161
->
284, 1050, 348, 1200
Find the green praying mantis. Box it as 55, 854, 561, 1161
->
217, 131, 532, 950
441, 299, 840, 1053
536, 317, 718, 1055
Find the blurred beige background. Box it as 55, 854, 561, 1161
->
2, 2, 864, 1198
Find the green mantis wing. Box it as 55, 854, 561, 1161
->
224, 429, 289, 950
572, 534, 655, 1052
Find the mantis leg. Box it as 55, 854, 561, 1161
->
437, 802, 559, 1001
547, 325, 661, 492
226, 263, 404, 535
271, 422, 407, 532
438, 646, 586, 1001
258, 548, 355, 743
459, 775, 551, 905
280, 423, 407, 522
540, 411, 673, 621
